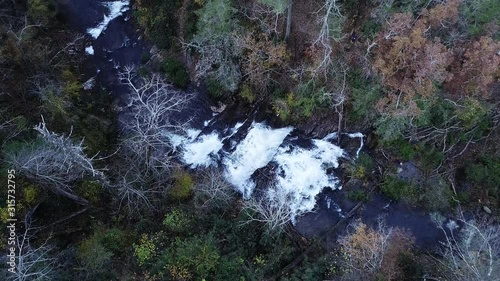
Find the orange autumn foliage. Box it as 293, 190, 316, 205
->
339, 221, 415, 281
373, 2, 457, 99
446, 36, 500, 99
375, 0, 498, 103
238, 33, 289, 90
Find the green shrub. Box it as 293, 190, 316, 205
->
214, 255, 246, 281
137, 66, 150, 78
347, 70, 382, 122
466, 156, 500, 198
273, 90, 326, 122
134, 0, 181, 49
162, 58, 190, 88
346, 153, 374, 180
0, 207, 9, 224
460, 0, 500, 36
273, 98, 292, 122
78, 114, 114, 155
61, 69, 81, 98
257, 0, 287, 13
285, 259, 328, 281
141, 52, 152, 64
184, 0, 201, 40
133, 234, 157, 266
454, 191, 470, 206
28, 0, 57, 25
78, 234, 113, 272
420, 177, 453, 211
361, 20, 382, 39
163, 209, 192, 233
399, 252, 424, 281
418, 146, 445, 173
385, 138, 417, 161
347, 189, 371, 202
456, 98, 488, 129
23, 184, 38, 205
392, 0, 429, 14
428, 97, 455, 127
206, 77, 225, 99
100, 228, 128, 253
75, 179, 102, 204
78, 226, 128, 270
271, 78, 333, 122
381, 175, 419, 203
240, 84, 256, 103
169, 170, 194, 201
375, 114, 412, 143
35, 83, 69, 116
157, 235, 220, 279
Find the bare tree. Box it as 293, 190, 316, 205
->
4, 118, 105, 205
431, 213, 500, 281
312, 0, 346, 74
185, 35, 241, 92
242, 0, 287, 35
194, 168, 235, 210
242, 185, 293, 234
0, 114, 27, 145
112, 153, 163, 215
6, 16, 41, 44
322, 63, 348, 143
115, 67, 192, 214
2, 212, 57, 281
119, 66, 191, 171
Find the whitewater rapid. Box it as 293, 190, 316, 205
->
170, 121, 363, 222
87, 0, 130, 39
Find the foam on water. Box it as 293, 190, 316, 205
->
347, 132, 364, 157
83, 76, 96, 90
87, 0, 129, 39
223, 122, 292, 197
272, 139, 345, 221
168, 128, 201, 150
85, 46, 95, 55
169, 120, 362, 222
182, 132, 223, 168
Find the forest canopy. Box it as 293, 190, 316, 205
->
0, 0, 498, 280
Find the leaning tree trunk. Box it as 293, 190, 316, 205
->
285, 0, 293, 40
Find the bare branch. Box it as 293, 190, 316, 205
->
431, 213, 500, 281
242, 185, 293, 234
4, 117, 106, 204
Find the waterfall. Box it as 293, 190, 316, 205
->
170, 120, 363, 222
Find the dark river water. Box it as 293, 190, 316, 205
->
56, 0, 447, 250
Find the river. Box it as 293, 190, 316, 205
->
56, 0, 447, 249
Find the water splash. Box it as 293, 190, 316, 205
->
85, 46, 95, 55
87, 0, 129, 39
223, 123, 292, 197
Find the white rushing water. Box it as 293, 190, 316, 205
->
85, 46, 95, 55
273, 138, 345, 219
87, 0, 129, 39
169, 121, 363, 222
182, 132, 223, 168
223, 123, 292, 197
